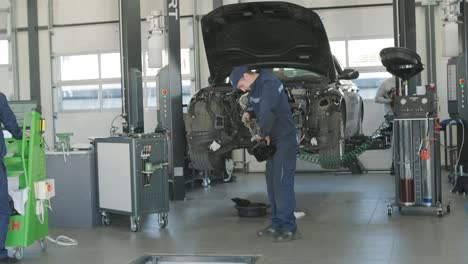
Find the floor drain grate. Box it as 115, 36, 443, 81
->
130, 255, 259, 264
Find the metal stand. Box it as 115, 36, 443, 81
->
387, 118, 450, 217
443, 122, 459, 184
96, 134, 170, 232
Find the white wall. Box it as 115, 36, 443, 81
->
5, 0, 452, 168
9, 0, 213, 147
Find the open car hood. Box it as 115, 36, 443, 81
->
201, 1, 336, 84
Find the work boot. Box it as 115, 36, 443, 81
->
273, 230, 301, 242
256, 225, 278, 237
0, 257, 18, 263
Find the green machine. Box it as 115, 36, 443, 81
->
3, 101, 50, 260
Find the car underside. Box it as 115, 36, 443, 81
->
184, 71, 364, 171
184, 1, 365, 172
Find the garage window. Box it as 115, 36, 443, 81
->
102, 83, 122, 109
100, 53, 121, 79
60, 85, 100, 111
56, 49, 194, 112
143, 49, 193, 109
330, 37, 394, 100
329, 41, 346, 66
0, 40, 9, 65
59, 54, 99, 81
348, 38, 394, 67
352, 72, 392, 99
56, 53, 121, 111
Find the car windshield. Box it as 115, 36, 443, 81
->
271, 68, 323, 79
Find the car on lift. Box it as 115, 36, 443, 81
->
184, 2, 364, 174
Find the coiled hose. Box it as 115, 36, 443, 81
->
297, 120, 391, 169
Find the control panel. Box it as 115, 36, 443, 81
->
158, 66, 171, 125
161, 88, 169, 119
448, 56, 468, 118
393, 93, 437, 118
34, 179, 56, 200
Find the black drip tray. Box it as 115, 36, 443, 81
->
130, 255, 259, 264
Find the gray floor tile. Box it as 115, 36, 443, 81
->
12, 172, 468, 264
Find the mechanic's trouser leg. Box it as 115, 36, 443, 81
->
265, 159, 281, 229
0, 162, 10, 258
271, 136, 297, 232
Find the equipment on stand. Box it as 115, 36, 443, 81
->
444, 1, 468, 194
380, 47, 449, 217
95, 1, 170, 232
95, 134, 170, 232
4, 101, 52, 259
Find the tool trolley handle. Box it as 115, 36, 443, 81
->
20, 112, 32, 187
21, 114, 31, 186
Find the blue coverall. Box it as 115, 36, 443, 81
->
0, 93, 22, 259
245, 70, 298, 232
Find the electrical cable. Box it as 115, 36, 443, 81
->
297, 119, 391, 169
109, 114, 123, 136
456, 121, 465, 168
33, 199, 79, 246
46, 235, 78, 247
42, 137, 51, 151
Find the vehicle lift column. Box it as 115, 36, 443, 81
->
158, 0, 185, 201
393, 0, 421, 94
94, 0, 170, 232
447, 1, 468, 182
119, 0, 144, 133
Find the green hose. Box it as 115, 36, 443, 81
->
297, 120, 391, 169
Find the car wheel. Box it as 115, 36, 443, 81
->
188, 150, 217, 171
319, 107, 346, 158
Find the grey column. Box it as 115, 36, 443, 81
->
27, 0, 41, 104
424, 2, 437, 84
393, 0, 419, 95
166, 0, 185, 200
118, 0, 144, 134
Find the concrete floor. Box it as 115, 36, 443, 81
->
14, 172, 468, 264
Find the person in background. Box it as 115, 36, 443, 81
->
375, 76, 396, 116
375, 76, 396, 175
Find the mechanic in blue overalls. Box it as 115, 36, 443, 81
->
230, 66, 299, 242
0, 93, 22, 263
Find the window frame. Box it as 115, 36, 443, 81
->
54, 50, 119, 113
329, 36, 394, 101
0, 39, 9, 66
55, 48, 195, 112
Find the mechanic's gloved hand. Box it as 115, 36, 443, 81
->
251, 140, 276, 162
242, 112, 251, 124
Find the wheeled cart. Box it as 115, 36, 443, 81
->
95, 133, 169, 232
5, 108, 49, 260
379, 47, 450, 217
387, 118, 450, 217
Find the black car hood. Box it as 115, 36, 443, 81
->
201, 1, 336, 85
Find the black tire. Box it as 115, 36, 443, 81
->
159, 213, 168, 228
102, 214, 111, 226
319, 107, 346, 158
